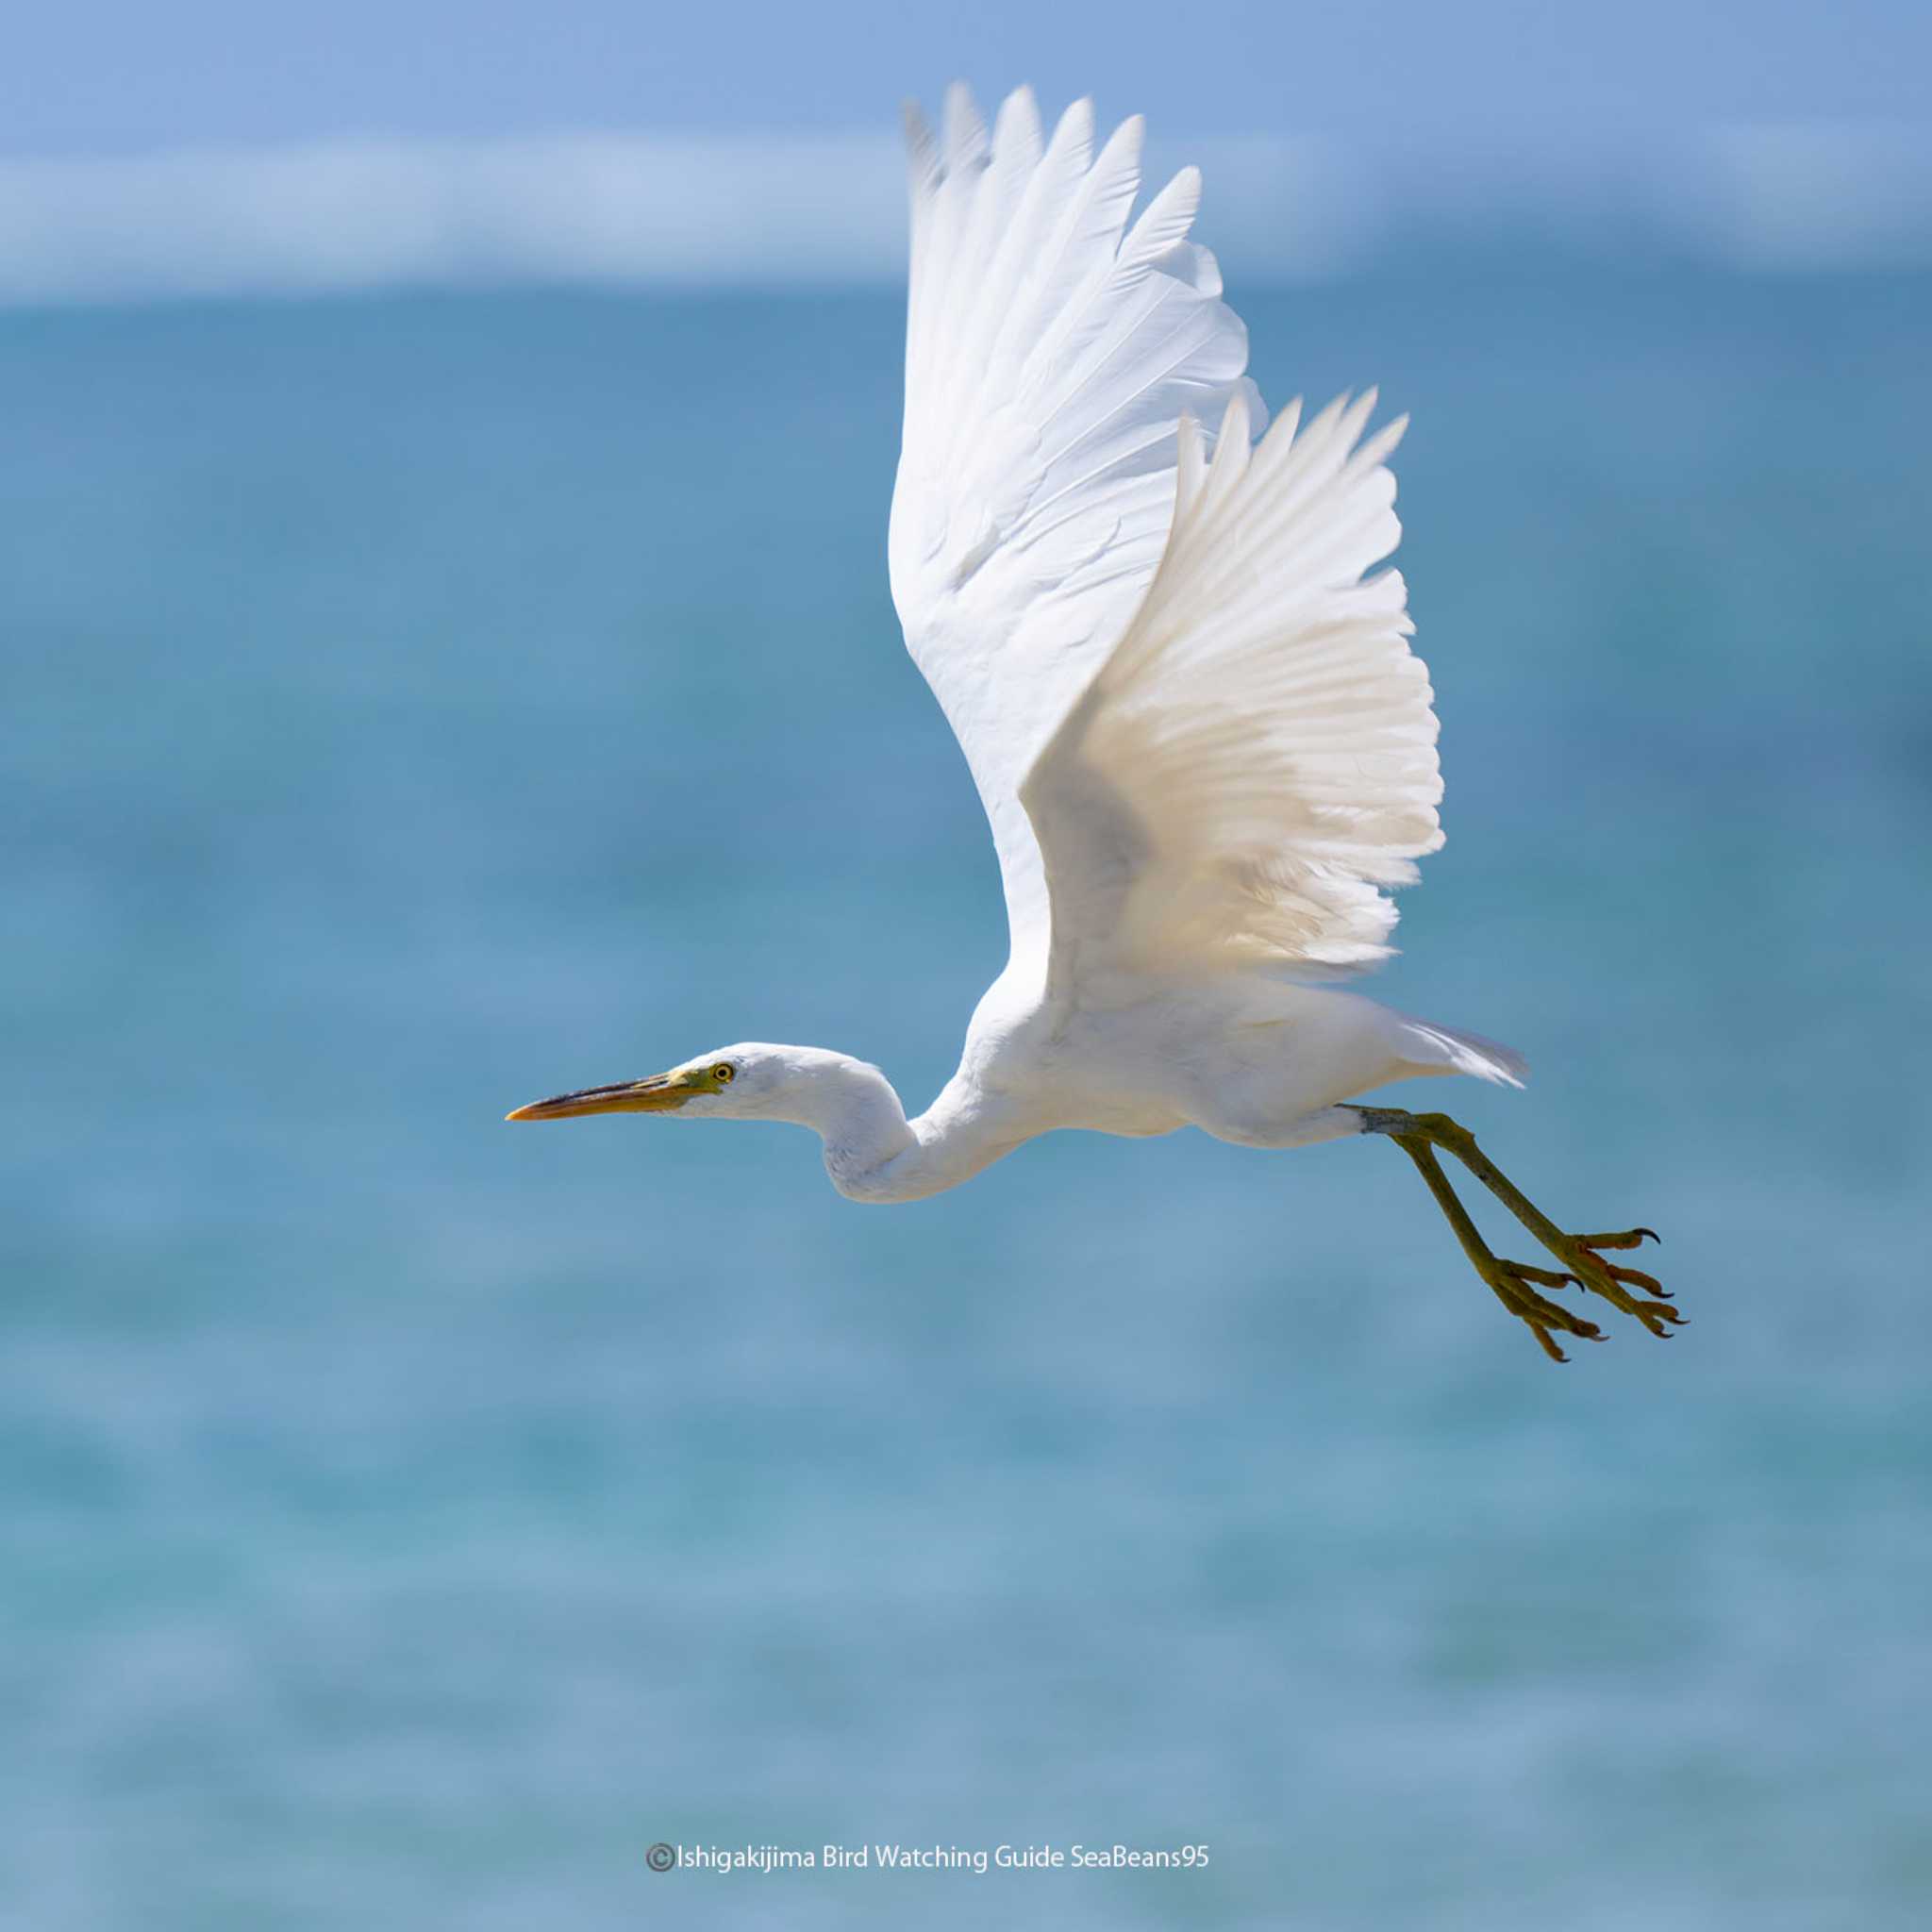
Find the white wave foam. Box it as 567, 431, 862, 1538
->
0, 125, 1924, 306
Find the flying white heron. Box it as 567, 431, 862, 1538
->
508, 84, 1679, 1362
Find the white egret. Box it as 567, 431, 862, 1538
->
508, 83, 1678, 1362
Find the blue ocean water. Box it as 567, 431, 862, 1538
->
3, 268, 1929, 1930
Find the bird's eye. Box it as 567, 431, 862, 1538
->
712, 1063, 735, 1084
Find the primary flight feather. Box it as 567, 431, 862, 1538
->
508, 83, 1680, 1363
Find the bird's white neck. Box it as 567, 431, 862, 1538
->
771, 1055, 1019, 1204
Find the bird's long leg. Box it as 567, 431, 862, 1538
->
1390, 1135, 1604, 1363
1351, 1106, 1681, 1362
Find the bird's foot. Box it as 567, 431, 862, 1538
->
1474, 1253, 1604, 1364
1416, 1112, 1682, 1341
1557, 1226, 1680, 1337
1356, 1106, 1683, 1362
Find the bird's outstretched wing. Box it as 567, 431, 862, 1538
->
890, 84, 1260, 983
1021, 390, 1443, 985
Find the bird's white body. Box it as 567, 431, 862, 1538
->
791, 83, 1523, 1203
687, 973, 1518, 1207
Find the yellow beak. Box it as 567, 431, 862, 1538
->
505, 1069, 703, 1122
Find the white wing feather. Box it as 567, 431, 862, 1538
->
891, 84, 1441, 1003
1021, 390, 1443, 986
890, 85, 1261, 985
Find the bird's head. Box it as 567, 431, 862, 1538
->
506, 1043, 859, 1127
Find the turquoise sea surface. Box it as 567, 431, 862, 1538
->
4, 266, 1929, 1929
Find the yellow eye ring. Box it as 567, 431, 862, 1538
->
711, 1063, 736, 1084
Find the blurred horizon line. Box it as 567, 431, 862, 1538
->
2, 121, 1929, 308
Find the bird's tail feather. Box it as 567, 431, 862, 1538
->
1397, 1019, 1529, 1089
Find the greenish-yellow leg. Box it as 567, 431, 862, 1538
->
1352, 1107, 1681, 1364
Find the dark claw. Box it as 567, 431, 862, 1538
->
1581, 1227, 1663, 1252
